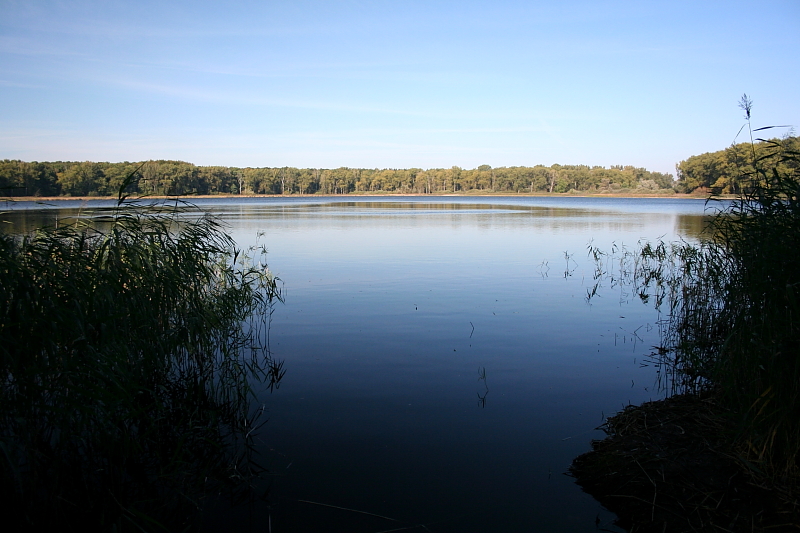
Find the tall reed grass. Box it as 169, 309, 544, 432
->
0, 193, 284, 530
589, 97, 800, 478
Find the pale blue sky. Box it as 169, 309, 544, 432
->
1, 0, 798, 176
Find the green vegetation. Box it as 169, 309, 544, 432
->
0, 159, 676, 197
676, 135, 800, 195
0, 187, 284, 530
572, 97, 800, 531
591, 96, 800, 479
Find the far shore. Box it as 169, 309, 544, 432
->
2, 190, 720, 202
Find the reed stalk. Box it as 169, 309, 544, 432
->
588, 98, 800, 478
0, 187, 284, 530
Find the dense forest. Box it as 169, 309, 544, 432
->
1, 136, 794, 197
0, 159, 675, 197
676, 136, 800, 194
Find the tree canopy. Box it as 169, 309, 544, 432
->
0, 159, 677, 197
676, 136, 800, 194
7, 137, 798, 198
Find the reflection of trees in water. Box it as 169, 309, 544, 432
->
0, 209, 60, 234
0, 206, 118, 235
676, 213, 712, 241
3, 202, 711, 241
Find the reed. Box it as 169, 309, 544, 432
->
589, 98, 800, 478
0, 190, 284, 530
707, 113, 800, 477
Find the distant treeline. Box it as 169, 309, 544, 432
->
676, 136, 800, 194
0, 159, 676, 197
6, 138, 796, 198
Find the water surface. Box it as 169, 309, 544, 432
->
2, 196, 713, 532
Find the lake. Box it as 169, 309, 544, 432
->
1, 195, 713, 532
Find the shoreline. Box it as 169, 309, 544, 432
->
570, 394, 799, 532
2, 191, 717, 202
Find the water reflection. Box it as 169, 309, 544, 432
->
1, 197, 714, 242
477, 367, 489, 408
676, 212, 712, 240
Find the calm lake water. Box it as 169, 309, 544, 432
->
2, 196, 714, 532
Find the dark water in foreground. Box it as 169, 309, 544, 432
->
2, 196, 713, 532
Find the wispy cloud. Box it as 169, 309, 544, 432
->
0, 78, 46, 89
89, 76, 441, 116
0, 35, 89, 58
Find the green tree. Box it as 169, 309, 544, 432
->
56, 162, 103, 196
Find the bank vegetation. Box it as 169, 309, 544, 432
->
572, 97, 800, 531
0, 181, 285, 530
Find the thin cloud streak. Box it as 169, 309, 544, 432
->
89, 77, 440, 117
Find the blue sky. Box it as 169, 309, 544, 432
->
1, 0, 798, 176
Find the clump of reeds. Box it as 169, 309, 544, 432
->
705, 99, 800, 477
0, 183, 284, 530
589, 96, 800, 479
